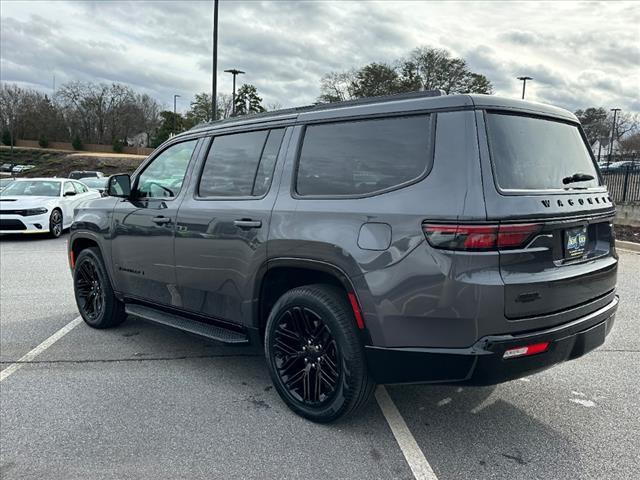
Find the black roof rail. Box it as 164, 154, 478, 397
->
189, 89, 447, 131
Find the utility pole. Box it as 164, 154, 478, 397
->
517, 76, 532, 99
608, 108, 621, 165
211, 0, 219, 121
173, 94, 181, 135
224, 69, 245, 116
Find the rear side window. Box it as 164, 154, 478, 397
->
486, 113, 600, 191
296, 115, 432, 197
199, 129, 284, 197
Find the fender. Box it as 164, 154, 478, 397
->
68, 230, 118, 293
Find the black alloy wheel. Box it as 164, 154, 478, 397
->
272, 305, 341, 405
74, 257, 106, 322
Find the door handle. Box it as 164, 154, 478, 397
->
233, 219, 262, 229
152, 216, 172, 225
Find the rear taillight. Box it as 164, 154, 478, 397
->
503, 342, 550, 359
423, 223, 541, 251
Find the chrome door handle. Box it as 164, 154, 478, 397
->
152, 216, 171, 225
233, 219, 262, 229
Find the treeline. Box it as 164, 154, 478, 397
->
0, 81, 268, 151
318, 46, 493, 102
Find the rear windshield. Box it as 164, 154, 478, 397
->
486, 113, 599, 191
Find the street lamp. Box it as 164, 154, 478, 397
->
517, 76, 533, 99
173, 94, 181, 135
212, 0, 219, 121
608, 108, 621, 165
224, 69, 245, 116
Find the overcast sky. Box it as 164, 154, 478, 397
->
1, 0, 638, 115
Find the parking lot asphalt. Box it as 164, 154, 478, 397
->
1, 234, 639, 480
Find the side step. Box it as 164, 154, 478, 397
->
125, 304, 249, 344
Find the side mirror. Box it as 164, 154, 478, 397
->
64, 190, 76, 197
107, 174, 131, 198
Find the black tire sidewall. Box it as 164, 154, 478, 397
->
49, 209, 62, 238
73, 248, 122, 328
265, 286, 368, 422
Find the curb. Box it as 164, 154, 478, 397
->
616, 240, 640, 252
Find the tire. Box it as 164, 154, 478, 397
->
264, 284, 375, 422
48, 209, 63, 238
73, 247, 126, 329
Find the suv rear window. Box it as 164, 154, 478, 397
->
486, 113, 599, 191
296, 115, 431, 196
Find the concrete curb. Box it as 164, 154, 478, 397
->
616, 240, 640, 252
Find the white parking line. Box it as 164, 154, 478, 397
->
375, 386, 439, 480
0, 316, 83, 382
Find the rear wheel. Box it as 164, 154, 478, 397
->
48, 209, 63, 238
73, 247, 125, 328
265, 284, 375, 422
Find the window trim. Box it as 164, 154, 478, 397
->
483, 109, 607, 196
194, 128, 285, 201
291, 112, 437, 200
131, 138, 199, 201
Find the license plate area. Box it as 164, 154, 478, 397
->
564, 225, 588, 259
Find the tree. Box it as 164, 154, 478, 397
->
317, 45, 493, 103
186, 92, 213, 124
150, 111, 186, 148
619, 133, 640, 160
234, 84, 266, 115
575, 107, 610, 146
0, 83, 25, 158
351, 63, 403, 98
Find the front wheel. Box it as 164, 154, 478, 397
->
73, 247, 126, 328
265, 284, 375, 422
48, 209, 63, 238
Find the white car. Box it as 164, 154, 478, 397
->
0, 178, 100, 237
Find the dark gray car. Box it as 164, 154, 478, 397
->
69, 91, 618, 422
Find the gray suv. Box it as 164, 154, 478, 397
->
69, 91, 618, 422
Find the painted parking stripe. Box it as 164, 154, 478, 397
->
375, 386, 438, 480
0, 316, 83, 382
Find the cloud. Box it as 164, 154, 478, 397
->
0, 0, 638, 116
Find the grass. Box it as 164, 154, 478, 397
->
0, 146, 145, 178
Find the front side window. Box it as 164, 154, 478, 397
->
136, 140, 197, 198
73, 182, 88, 193
199, 129, 284, 197
296, 115, 432, 196
486, 113, 600, 191
63, 182, 76, 196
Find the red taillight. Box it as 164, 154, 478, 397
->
423, 223, 541, 251
503, 342, 550, 359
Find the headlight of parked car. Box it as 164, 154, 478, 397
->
23, 207, 48, 216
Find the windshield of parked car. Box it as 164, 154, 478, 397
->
80, 177, 107, 188
486, 112, 600, 191
0, 180, 61, 197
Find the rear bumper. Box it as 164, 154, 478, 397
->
365, 295, 618, 385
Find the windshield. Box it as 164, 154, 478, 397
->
80, 177, 107, 188
486, 113, 599, 191
0, 180, 61, 197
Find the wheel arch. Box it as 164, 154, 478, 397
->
254, 258, 367, 342
69, 233, 117, 291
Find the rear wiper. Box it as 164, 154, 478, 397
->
562, 172, 594, 185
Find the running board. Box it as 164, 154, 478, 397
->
125, 304, 249, 344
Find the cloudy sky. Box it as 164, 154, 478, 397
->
1, 0, 638, 115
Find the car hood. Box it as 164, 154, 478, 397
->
0, 196, 58, 208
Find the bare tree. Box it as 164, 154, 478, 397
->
0, 83, 25, 158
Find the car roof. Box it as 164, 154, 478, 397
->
183, 91, 578, 139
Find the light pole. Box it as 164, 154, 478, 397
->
224, 68, 245, 116
173, 94, 181, 135
517, 76, 533, 99
212, 0, 219, 121
608, 108, 621, 165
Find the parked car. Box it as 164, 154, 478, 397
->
79, 176, 109, 196
0, 163, 15, 172
69, 170, 103, 180
11, 164, 35, 173
0, 178, 100, 237
68, 92, 618, 422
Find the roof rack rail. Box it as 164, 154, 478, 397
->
189, 89, 447, 131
